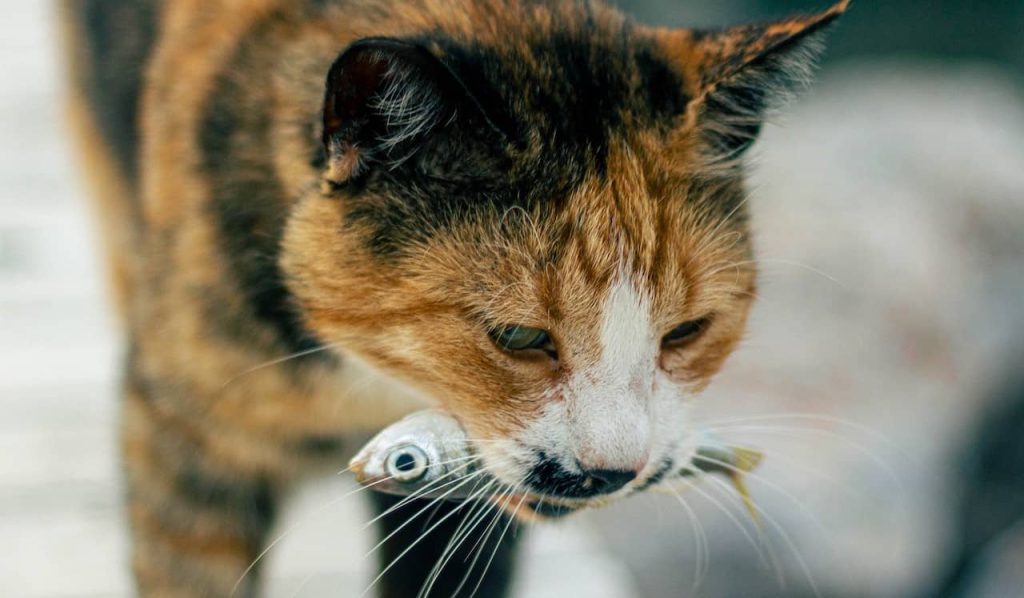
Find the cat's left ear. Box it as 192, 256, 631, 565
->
662, 0, 849, 162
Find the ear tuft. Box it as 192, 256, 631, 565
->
681, 1, 849, 167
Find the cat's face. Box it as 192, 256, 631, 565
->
288, 144, 754, 510
402, 159, 756, 511
284, 0, 844, 514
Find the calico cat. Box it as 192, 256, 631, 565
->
61, 0, 846, 595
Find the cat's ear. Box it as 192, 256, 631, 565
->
322, 37, 508, 185
666, 0, 848, 164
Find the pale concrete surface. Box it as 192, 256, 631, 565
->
3, 2, 1024, 598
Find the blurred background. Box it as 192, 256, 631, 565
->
2, 1, 1022, 596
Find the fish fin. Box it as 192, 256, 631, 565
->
730, 472, 763, 530
730, 447, 765, 474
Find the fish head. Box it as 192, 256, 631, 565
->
349, 410, 473, 496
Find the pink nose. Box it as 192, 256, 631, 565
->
569, 398, 651, 474
576, 449, 650, 476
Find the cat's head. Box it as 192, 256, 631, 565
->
284, 0, 847, 515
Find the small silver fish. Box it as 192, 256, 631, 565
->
350, 410, 485, 499
350, 410, 763, 514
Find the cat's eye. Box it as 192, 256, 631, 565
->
662, 318, 710, 348
490, 325, 554, 354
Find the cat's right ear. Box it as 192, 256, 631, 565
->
321, 37, 506, 185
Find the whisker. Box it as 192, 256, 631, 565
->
755, 257, 848, 289
363, 469, 487, 560
659, 471, 770, 570
416, 494, 489, 598
698, 412, 907, 457
418, 480, 500, 598
463, 487, 518, 569
665, 484, 709, 591
368, 460, 479, 523
362, 456, 481, 527
701, 476, 788, 588
467, 486, 528, 598
708, 475, 821, 597
229, 472, 407, 597
463, 487, 517, 564
286, 571, 316, 598
219, 342, 344, 390
451, 479, 528, 598
714, 445, 873, 502
703, 424, 904, 493
703, 257, 846, 289
414, 453, 519, 531
360, 476, 497, 598
690, 454, 835, 550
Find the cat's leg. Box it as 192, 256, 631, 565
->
367, 492, 521, 598
121, 376, 282, 598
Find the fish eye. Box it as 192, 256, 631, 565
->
386, 445, 429, 482
489, 325, 555, 355
662, 317, 711, 349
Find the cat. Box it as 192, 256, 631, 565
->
61, 0, 846, 595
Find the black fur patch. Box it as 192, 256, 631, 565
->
294, 434, 348, 456
71, 0, 160, 186
525, 451, 634, 498
200, 32, 327, 359
174, 466, 278, 541
635, 457, 675, 492
326, 26, 691, 257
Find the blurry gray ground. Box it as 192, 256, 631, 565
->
2, 3, 1024, 598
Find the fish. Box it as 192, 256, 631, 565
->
349, 410, 484, 500
349, 410, 764, 522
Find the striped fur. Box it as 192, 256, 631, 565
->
61, 0, 845, 595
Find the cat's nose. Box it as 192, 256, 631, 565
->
527, 457, 637, 498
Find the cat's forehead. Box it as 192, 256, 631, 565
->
429, 144, 751, 321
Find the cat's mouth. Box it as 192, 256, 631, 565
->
522, 499, 580, 519
491, 458, 677, 522
489, 493, 583, 522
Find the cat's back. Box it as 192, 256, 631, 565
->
61, 0, 385, 313
62, 0, 161, 187
62, 0, 163, 313
60, 0, 486, 191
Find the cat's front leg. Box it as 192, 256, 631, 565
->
120, 378, 282, 598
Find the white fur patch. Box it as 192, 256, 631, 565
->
599, 275, 655, 387
564, 274, 656, 471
